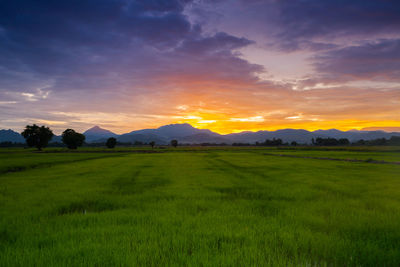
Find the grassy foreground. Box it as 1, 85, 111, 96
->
0, 148, 399, 266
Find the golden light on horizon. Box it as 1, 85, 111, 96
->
171, 110, 400, 134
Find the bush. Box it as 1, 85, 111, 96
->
106, 137, 117, 148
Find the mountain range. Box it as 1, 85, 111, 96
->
1, 123, 400, 145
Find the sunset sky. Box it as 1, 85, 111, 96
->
0, 0, 399, 134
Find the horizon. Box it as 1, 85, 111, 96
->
0, 1, 399, 134
3, 123, 400, 136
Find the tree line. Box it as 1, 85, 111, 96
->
1, 124, 399, 149
14, 124, 179, 150
232, 136, 400, 147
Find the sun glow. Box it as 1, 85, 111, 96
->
170, 110, 400, 134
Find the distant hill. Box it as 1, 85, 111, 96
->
179, 133, 230, 144
0, 129, 62, 144
114, 125, 400, 145
83, 126, 118, 142
362, 127, 400, 132
0, 129, 25, 143
117, 133, 166, 144
118, 123, 220, 144
1, 124, 400, 144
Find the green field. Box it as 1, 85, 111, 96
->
1, 147, 400, 266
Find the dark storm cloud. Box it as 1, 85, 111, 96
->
313, 39, 400, 82
218, 0, 400, 51
277, 0, 400, 36
273, 0, 400, 50
0, 0, 193, 64
0, 0, 260, 97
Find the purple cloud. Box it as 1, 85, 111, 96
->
0, 0, 261, 95
313, 39, 400, 82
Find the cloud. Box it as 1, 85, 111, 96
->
273, 0, 400, 50
0, 0, 263, 111
190, 0, 400, 51
312, 39, 400, 82
230, 116, 264, 122
0, 101, 17, 105
0, 1, 260, 78
177, 32, 254, 54
0, 0, 399, 133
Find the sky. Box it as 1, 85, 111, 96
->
0, 0, 399, 134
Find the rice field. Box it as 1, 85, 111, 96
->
0, 147, 399, 266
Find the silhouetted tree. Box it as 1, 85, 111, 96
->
338, 138, 350, 145
264, 138, 283, 146
106, 137, 117, 148
149, 141, 155, 149
21, 124, 54, 151
389, 136, 400, 145
315, 137, 339, 146
351, 137, 400, 146
170, 139, 178, 148
232, 142, 250, 146
0, 141, 24, 148
62, 129, 85, 149
368, 138, 387, 146
291, 141, 298, 146
354, 139, 366, 145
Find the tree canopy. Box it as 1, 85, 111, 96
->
149, 141, 155, 148
170, 139, 178, 148
62, 129, 85, 149
21, 124, 54, 150
106, 137, 117, 148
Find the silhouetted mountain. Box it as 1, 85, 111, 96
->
179, 133, 230, 144
119, 123, 220, 144
117, 133, 166, 144
225, 129, 316, 144
313, 129, 344, 137
0, 129, 24, 143
83, 126, 117, 142
2, 124, 400, 145
51, 135, 62, 143
156, 123, 218, 138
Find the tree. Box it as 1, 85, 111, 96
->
149, 141, 155, 149
106, 137, 117, 148
62, 129, 85, 149
264, 138, 283, 146
314, 137, 339, 146
338, 138, 350, 145
170, 139, 178, 148
389, 136, 400, 146
354, 139, 366, 145
21, 124, 54, 151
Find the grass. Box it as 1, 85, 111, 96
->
265, 147, 400, 163
0, 147, 399, 266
